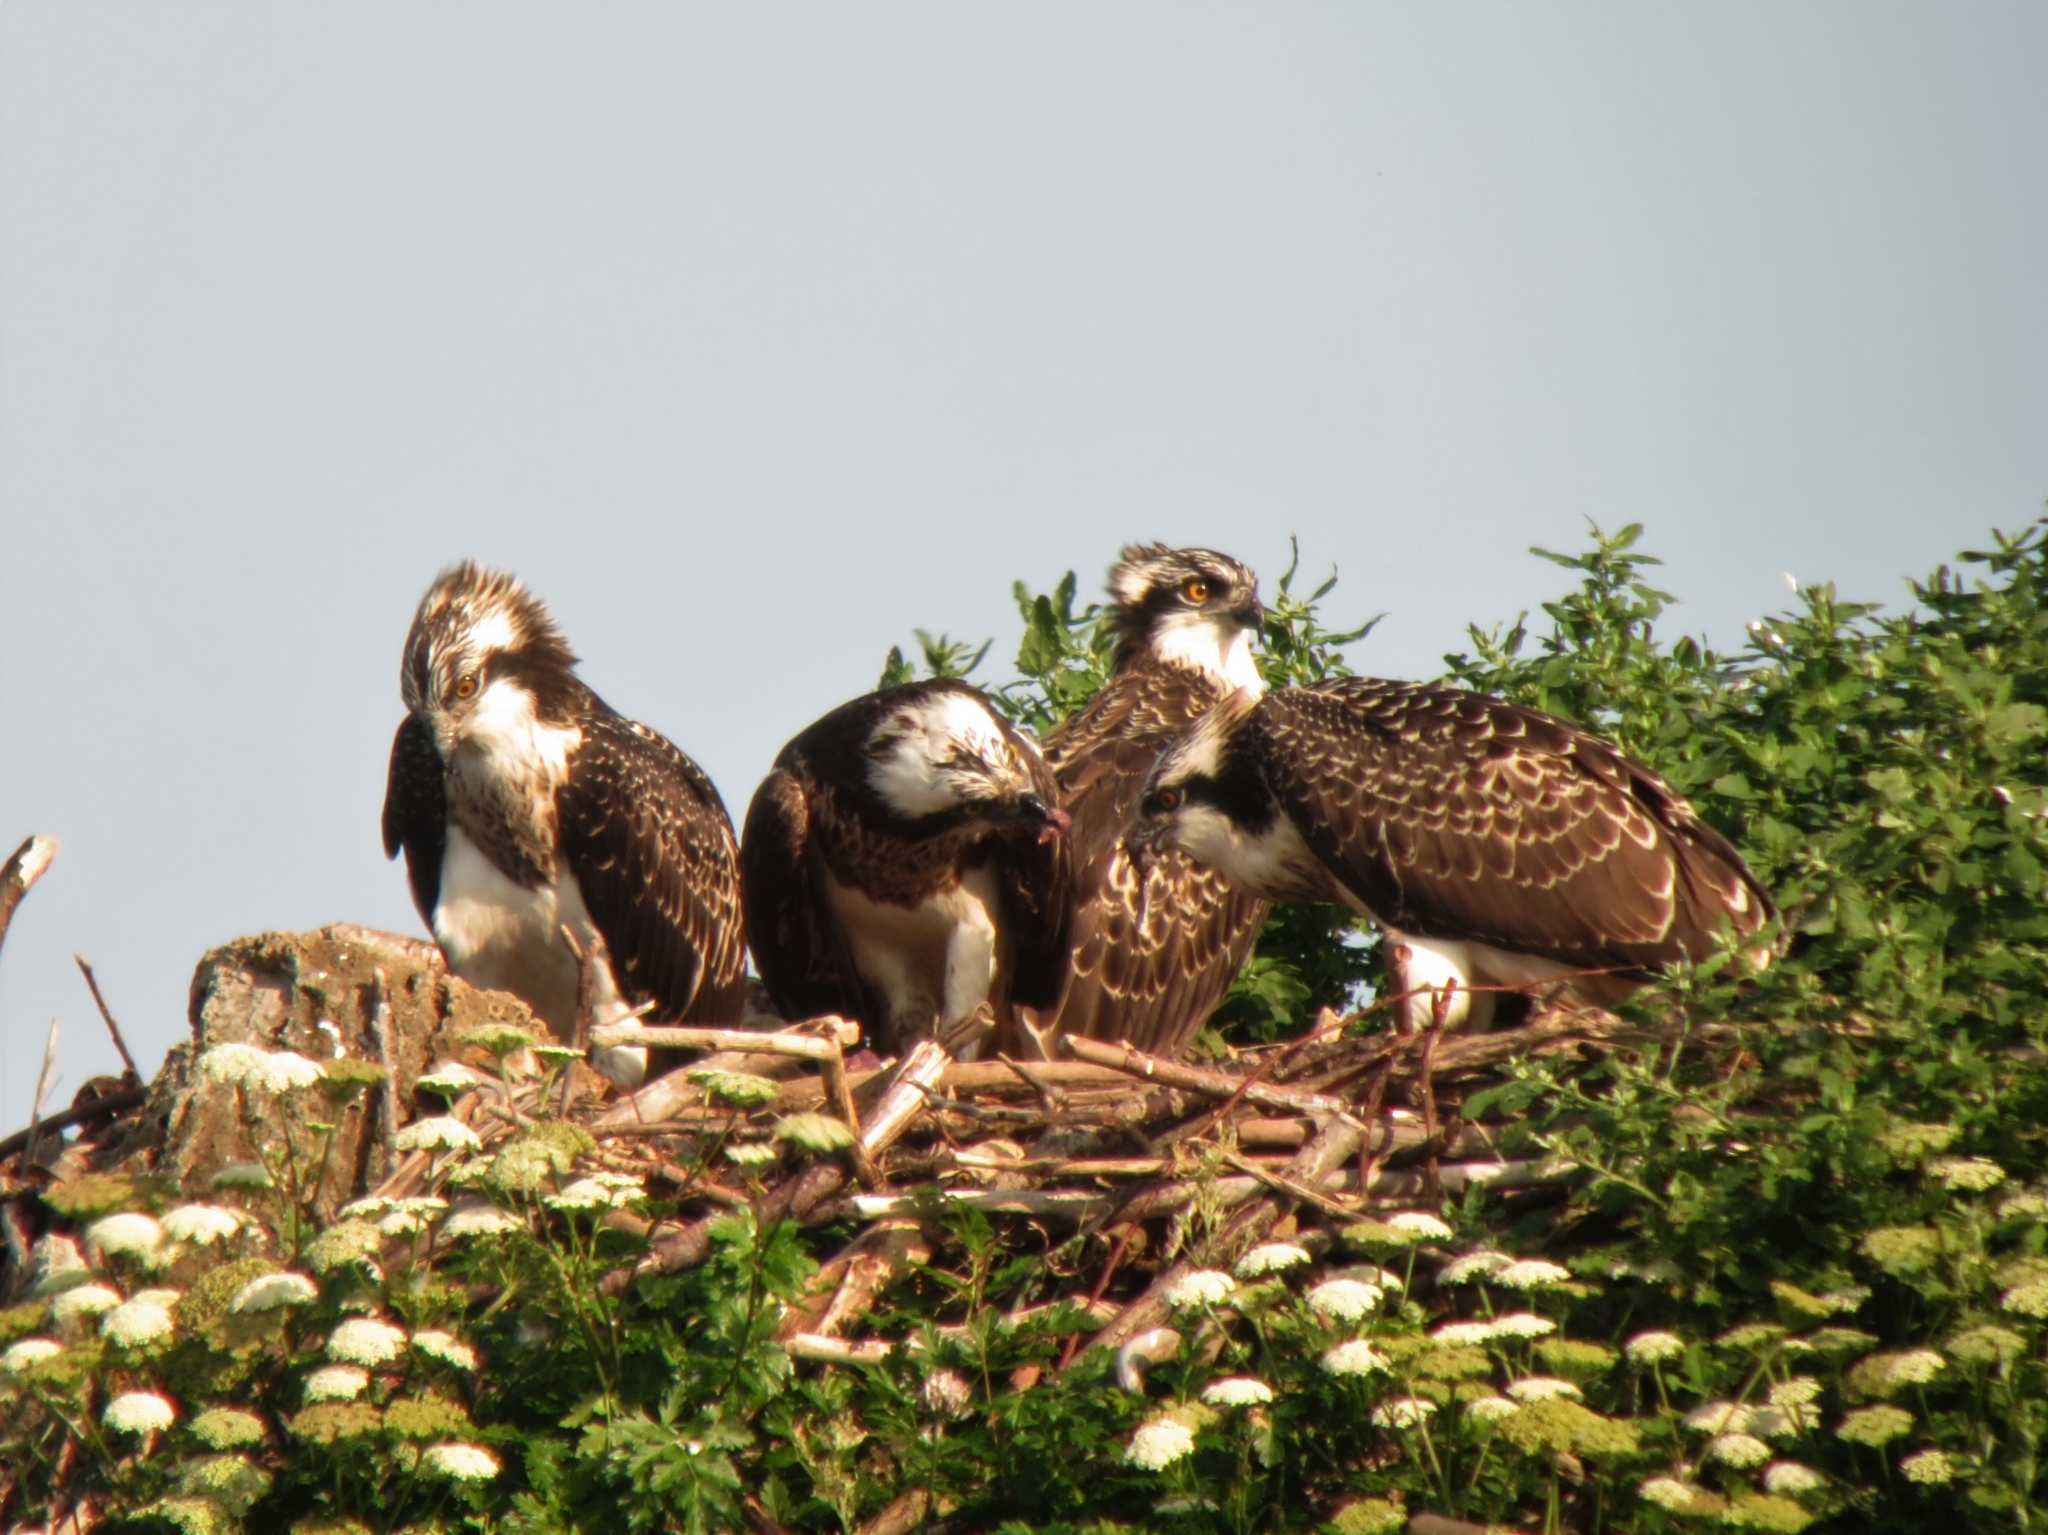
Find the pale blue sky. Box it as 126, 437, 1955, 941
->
3, 4, 2044, 1124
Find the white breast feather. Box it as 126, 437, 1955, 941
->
434, 828, 645, 1086
1152, 611, 1266, 695
465, 677, 580, 784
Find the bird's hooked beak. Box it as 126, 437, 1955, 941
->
1124, 811, 1173, 870
1008, 793, 1072, 846
1234, 593, 1266, 632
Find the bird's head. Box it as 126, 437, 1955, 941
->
1127, 688, 1269, 870
864, 684, 1070, 843
1107, 543, 1265, 690
400, 562, 582, 750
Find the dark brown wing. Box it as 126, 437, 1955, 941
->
1035, 663, 1267, 1056
1258, 678, 1774, 972
992, 720, 1076, 1013
555, 712, 748, 1023
381, 714, 445, 929
739, 764, 880, 1028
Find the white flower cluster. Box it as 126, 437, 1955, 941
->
1126, 1416, 1196, 1470
103, 1390, 177, 1435
546, 1175, 646, 1212
1163, 1269, 1235, 1310
2, 1337, 63, 1373
1368, 1396, 1437, 1429
85, 1213, 164, 1265
161, 1204, 242, 1246
1493, 1259, 1572, 1290
394, 1116, 483, 1153
1320, 1339, 1389, 1378
1385, 1211, 1453, 1242
103, 1290, 180, 1347
198, 1042, 325, 1093
1234, 1242, 1309, 1279
1706, 1432, 1772, 1467
232, 1272, 319, 1312
1927, 1156, 2006, 1191
378, 1196, 450, 1237
328, 1316, 408, 1365
1200, 1376, 1274, 1408
51, 1283, 123, 1325
413, 1329, 480, 1371
1505, 1376, 1581, 1403
304, 1365, 369, 1402
422, 1442, 501, 1481
1306, 1278, 1382, 1321
442, 1200, 522, 1239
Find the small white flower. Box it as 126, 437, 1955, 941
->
441, 1201, 522, 1239
412, 1329, 479, 1371
255, 1050, 326, 1092
1764, 1460, 1827, 1495
1928, 1156, 2006, 1191
1486, 1312, 1557, 1340
303, 1364, 369, 1402
1429, 1321, 1495, 1347
102, 1296, 178, 1347
232, 1272, 319, 1312
339, 1196, 392, 1220
416, 1062, 487, 1094
211, 1161, 274, 1190
920, 1368, 974, 1418
546, 1177, 626, 1212
198, 1042, 269, 1086
1440, 1250, 1509, 1283
1386, 1212, 1453, 1241
1769, 1377, 1823, 1408
724, 1141, 779, 1167
1201, 1377, 1274, 1407
2, 1338, 62, 1373
378, 1202, 442, 1237
1685, 1401, 1754, 1434
422, 1442, 501, 1481
1495, 1259, 1573, 1290
1464, 1395, 1519, 1424
1819, 1286, 1870, 1315
2001, 1280, 2048, 1317
1880, 1349, 1946, 1388
1505, 1376, 1582, 1403
103, 1391, 178, 1434
1235, 1242, 1310, 1279
50, 1284, 123, 1324
1163, 1269, 1235, 1309
1899, 1449, 1957, 1485
85, 1212, 164, 1263
1126, 1416, 1196, 1470
395, 1117, 482, 1154
1750, 1403, 1819, 1439
1625, 1330, 1685, 1364
328, 1317, 407, 1365
1369, 1396, 1437, 1429
1307, 1279, 1382, 1321
1707, 1432, 1772, 1468
1319, 1339, 1389, 1377
160, 1204, 242, 1246
1639, 1476, 1699, 1510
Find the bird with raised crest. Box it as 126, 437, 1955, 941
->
1007, 543, 1273, 1059
1129, 676, 1775, 1030
380, 562, 747, 1084
741, 679, 1074, 1056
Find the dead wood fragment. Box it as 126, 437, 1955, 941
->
1061, 1035, 1363, 1120
856, 1489, 930, 1535
0, 835, 58, 968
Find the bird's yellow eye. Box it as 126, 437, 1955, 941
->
1181, 577, 1211, 604
453, 673, 479, 701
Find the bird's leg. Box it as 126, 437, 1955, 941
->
1387, 940, 1417, 1036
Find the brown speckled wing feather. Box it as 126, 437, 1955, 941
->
555, 713, 748, 1023
1038, 664, 1267, 1055
739, 766, 879, 1027
1257, 679, 1773, 972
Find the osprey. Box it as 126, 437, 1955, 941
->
1131, 678, 1775, 1029
741, 679, 1074, 1056
1012, 543, 1272, 1059
380, 563, 747, 1084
